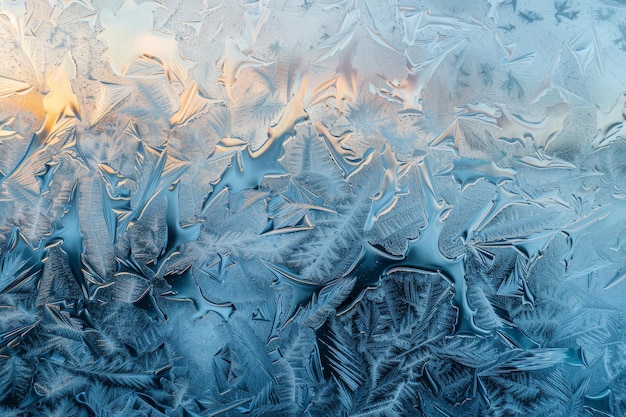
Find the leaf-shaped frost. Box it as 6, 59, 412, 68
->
38, 52, 81, 140
45, 183, 110, 300
445, 157, 517, 191
496, 256, 536, 306
34, 161, 60, 195
584, 389, 614, 417
531, 53, 560, 104
0, 75, 31, 98
162, 266, 235, 320
316, 318, 366, 391
379, 42, 460, 114
261, 260, 324, 331
243, 0, 270, 44
114, 252, 166, 321
310, 44, 358, 113
0, 356, 34, 403
515, 151, 576, 169
296, 196, 369, 281
2, 2, 626, 415
429, 119, 463, 154
459, 187, 559, 243
332, 242, 404, 316
58, 358, 162, 389
262, 179, 334, 235
398, 8, 484, 47
169, 81, 222, 127
592, 93, 626, 150
456, 101, 570, 151
97, 163, 132, 243
0, 3, 39, 82
385, 160, 489, 336
4, 52, 80, 183
364, 145, 408, 232
567, 24, 604, 77
560, 205, 611, 269
480, 348, 586, 375
42, 302, 91, 343
200, 252, 234, 284
218, 38, 269, 97
492, 304, 540, 350
0, 321, 38, 355
119, 135, 190, 233
90, 82, 132, 126
310, 160, 488, 335
472, 229, 557, 261
0, 117, 19, 143
147, 181, 200, 274
203, 74, 308, 211
314, 121, 374, 180
0, 227, 47, 294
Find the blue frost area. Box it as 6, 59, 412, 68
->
0, 1, 625, 416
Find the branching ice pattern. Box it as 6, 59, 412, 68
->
0, 0, 625, 416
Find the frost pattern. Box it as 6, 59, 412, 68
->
0, 1, 625, 416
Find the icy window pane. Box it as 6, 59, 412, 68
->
0, 0, 625, 415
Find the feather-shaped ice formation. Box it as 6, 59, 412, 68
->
0, 1, 625, 416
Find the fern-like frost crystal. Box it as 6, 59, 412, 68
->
0, 1, 625, 416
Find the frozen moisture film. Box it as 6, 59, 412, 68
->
0, 0, 625, 416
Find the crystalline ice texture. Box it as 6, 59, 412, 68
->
0, 1, 624, 416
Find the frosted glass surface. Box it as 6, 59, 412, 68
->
0, 0, 625, 416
